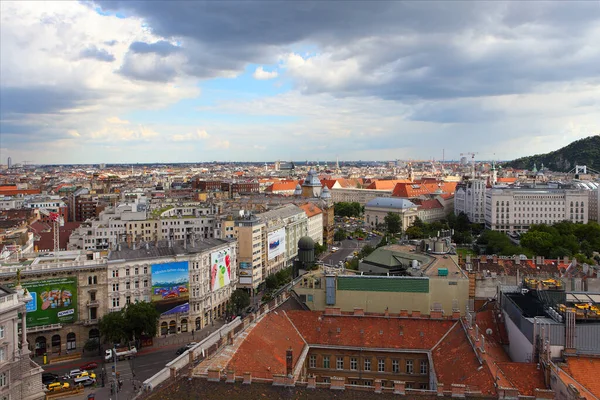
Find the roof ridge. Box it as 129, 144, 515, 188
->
283, 310, 308, 346
431, 320, 459, 351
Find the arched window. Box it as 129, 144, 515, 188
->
35, 336, 47, 356
195, 317, 201, 330
51, 335, 61, 354
93, 276, 97, 284
67, 332, 76, 351
169, 320, 177, 335
160, 322, 168, 336
181, 319, 188, 333
88, 277, 92, 285
89, 329, 100, 340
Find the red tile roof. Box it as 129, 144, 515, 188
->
286, 311, 454, 350
496, 363, 546, 396
563, 357, 600, 398
299, 203, 322, 218
264, 181, 299, 193
392, 181, 457, 198
35, 222, 81, 251
367, 179, 410, 190
432, 323, 496, 395
414, 199, 444, 210
227, 311, 305, 379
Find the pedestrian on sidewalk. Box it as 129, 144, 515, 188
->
192, 329, 195, 340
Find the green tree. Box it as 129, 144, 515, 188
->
412, 217, 425, 229
384, 212, 401, 234
405, 226, 424, 239
334, 229, 347, 242
265, 275, 279, 291
123, 301, 160, 341
230, 289, 251, 314
334, 202, 363, 218
520, 231, 555, 256
314, 242, 327, 257
84, 338, 99, 352
359, 244, 375, 258
99, 311, 127, 344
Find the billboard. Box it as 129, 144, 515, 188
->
211, 247, 232, 291
268, 228, 286, 260
19, 277, 78, 327
151, 261, 189, 303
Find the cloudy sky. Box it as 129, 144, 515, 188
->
1, 1, 599, 164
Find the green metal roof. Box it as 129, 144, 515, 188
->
337, 276, 429, 293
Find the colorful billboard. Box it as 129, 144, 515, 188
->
268, 228, 286, 260
151, 261, 189, 303
19, 277, 78, 327
211, 247, 232, 291
239, 262, 252, 270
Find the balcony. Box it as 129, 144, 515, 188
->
87, 300, 100, 308
83, 319, 99, 326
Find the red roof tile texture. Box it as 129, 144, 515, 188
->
392, 181, 457, 198
432, 323, 496, 395
227, 312, 305, 379
286, 311, 454, 350
367, 179, 410, 190
299, 203, 323, 218
496, 362, 546, 396
563, 357, 600, 398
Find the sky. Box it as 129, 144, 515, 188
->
0, 1, 599, 164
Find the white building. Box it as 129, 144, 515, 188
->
330, 188, 392, 205
0, 285, 44, 400
299, 203, 324, 246
364, 197, 418, 231
107, 238, 237, 332
484, 188, 590, 233
454, 179, 487, 223
0, 197, 24, 210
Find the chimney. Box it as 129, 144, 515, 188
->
286, 347, 293, 376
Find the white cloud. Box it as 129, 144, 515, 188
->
106, 117, 130, 125
253, 66, 278, 80
172, 129, 210, 142
67, 129, 81, 138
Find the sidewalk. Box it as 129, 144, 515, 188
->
35, 319, 227, 371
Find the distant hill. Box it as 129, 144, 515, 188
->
504, 135, 600, 172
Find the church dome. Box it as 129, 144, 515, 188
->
293, 184, 302, 196
320, 186, 331, 199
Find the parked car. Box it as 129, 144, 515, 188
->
79, 362, 98, 371
66, 369, 82, 379
42, 372, 59, 385
47, 382, 70, 392
186, 342, 198, 349
74, 371, 96, 381
175, 347, 187, 355
77, 377, 96, 387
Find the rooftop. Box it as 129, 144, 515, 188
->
108, 238, 232, 261
365, 197, 416, 210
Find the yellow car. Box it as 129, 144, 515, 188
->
75, 371, 96, 380
47, 382, 70, 392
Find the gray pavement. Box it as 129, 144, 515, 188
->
321, 236, 381, 267
40, 320, 226, 400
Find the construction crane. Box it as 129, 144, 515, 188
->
38, 208, 64, 262
460, 152, 479, 178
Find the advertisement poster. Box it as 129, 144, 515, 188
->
211, 247, 232, 291
239, 262, 251, 269
267, 228, 286, 260
151, 261, 190, 303
18, 277, 78, 327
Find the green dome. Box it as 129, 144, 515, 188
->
298, 236, 315, 250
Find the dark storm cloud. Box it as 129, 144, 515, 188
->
129, 40, 180, 56
95, 1, 600, 101
0, 86, 95, 117
79, 45, 115, 62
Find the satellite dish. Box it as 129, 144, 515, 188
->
486, 328, 493, 335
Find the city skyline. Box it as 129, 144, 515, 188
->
1, 1, 599, 164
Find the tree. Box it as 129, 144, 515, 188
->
334, 202, 363, 218
412, 217, 425, 229
123, 301, 160, 341
99, 311, 127, 344
359, 244, 375, 258
384, 212, 401, 234
230, 289, 250, 314
334, 229, 347, 242
314, 242, 327, 257
405, 226, 424, 239
84, 338, 99, 352
265, 275, 279, 291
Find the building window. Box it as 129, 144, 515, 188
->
323, 356, 330, 369
364, 358, 371, 371
135, 267, 139, 275
309, 355, 316, 369
126, 282, 130, 290
112, 283, 119, 292
420, 360, 428, 374
143, 267, 148, 274
0, 347, 5, 362
419, 383, 428, 390
112, 298, 120, 308
126, 296, 131, 305
126, 268, 130, 276
336, 357, 344, 370
392, 359, 399, 373
406, 359, 413, 374
0, 372, 5, 387
378, 359, 385, 372
135, 281, 139, 289
0, 326, 4, 339
406, 382, 413, 389
144, 280, 148, 288
350, 357, 357, 371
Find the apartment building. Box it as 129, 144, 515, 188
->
107, 238, 236, 332
298, 203, 324, 246
235, 204, 308, 291
0, 286, 44, 400
0, 251, 109, 355
484, 188, 589, 232
23, 197, 69, 223
589, 189, 599, 222
68, 204, 137, 250
454, 179, 487, 223
0, 197, 24, 210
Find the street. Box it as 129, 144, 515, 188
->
321, 236, 381, 267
